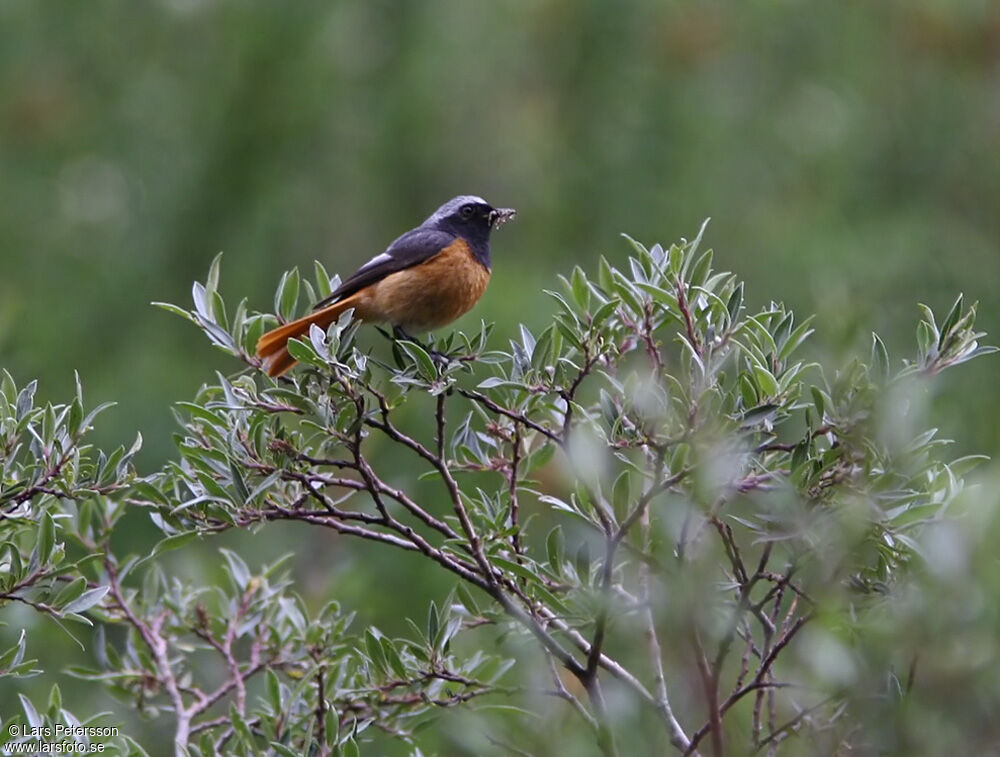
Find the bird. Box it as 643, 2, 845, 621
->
255, 195, 516, 377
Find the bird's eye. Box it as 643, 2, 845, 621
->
460, 204, 475, 218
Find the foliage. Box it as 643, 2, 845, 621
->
0, 371, 144, 754
1, 230, 996, 755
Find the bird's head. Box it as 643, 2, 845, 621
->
425, 195, 516, 239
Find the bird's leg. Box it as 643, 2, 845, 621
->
392, 325, 414, 342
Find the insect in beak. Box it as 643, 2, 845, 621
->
488, 207, 516, 229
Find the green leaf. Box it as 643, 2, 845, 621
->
689, 248, 713, 288
398, 340, 437, 381
531, 324, 555, 370
314, 260, 334, 299
230, 703, 253, 747
455, 582, 480, 615
220, 548, 251, 589
229, 458, 250, 505
948, 454, 990, 476
267, 669, 282, 712
741, 403, 779, 427
519, 324, 536, 357
635, 282, 679, 310
37, 511, 55, 566
46, 683, 62, 716
939, 293, 964, 346
574, 542, 592, 585
325, 707, 339, 747
620, 233, 649, 259
772, 311, 793, 351
688, 217, 711, 260
152, 531, 199, 557
609, 270, 645, 314
19, 693, 42, 729
570, 266, 591, 311
381, 637, 407, 679
752, 365, 780, 398
285, 337, 323, 368
16, 380, 37, 420
739, 373, 758, 407
364, 629, 388, 676
490, 556, 541, 584
53, 576, 88, 608
191, 281, 210, 321
546, 526, 564, 576
61, 586, 109, 615
427, 602, 440, 643
777, 318, 815, 361
916, 320, 935, 359
871, 332, 889, 380
67, 396, 84, 439
78, 402, 116, 438
612, 470, 631, 521
726, 282, 744, 324
810, 386, 826, 419
152, 301, 198, 324
205, 251, 223, 297
476, 376, 509, 390
276, 268, 301, 321
0, 630, 27, 671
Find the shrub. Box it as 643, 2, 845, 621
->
2, 227, 996, 755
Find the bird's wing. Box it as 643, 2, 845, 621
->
313, 228, 457, 309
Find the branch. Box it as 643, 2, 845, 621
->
508, 422, 523, 554
457, 388, 565, 447
684, 613, 813, 756
105, 556, 191, 754
637, 486, 693, 754
675, 276, 702, 359
434, 393, 497, 587
691, 629, 723, 757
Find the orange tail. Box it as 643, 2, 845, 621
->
256, 294, 361, 377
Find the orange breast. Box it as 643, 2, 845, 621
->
355, 239, 491, 332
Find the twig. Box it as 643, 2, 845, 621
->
675, 276, 702, 359
638, 491, 693, 754
691, 630, 723, 757
105, 557, 191, 755
508, 423, 523, 554
458, 388, 564, 447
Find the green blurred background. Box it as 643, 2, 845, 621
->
2, 0, 998, 751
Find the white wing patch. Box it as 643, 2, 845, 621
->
357, 252, 394, 273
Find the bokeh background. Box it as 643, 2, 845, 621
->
2, 0, 998, 752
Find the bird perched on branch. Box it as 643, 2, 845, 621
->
256, 195, 516, 377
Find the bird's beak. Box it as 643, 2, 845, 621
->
489, 207, 517, 229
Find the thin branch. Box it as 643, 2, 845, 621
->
315, 664, 328, 750
434, 393, 497, 588
637, 489, 693, 754
105, 556, 191, 755
457, 388, 564, 447
675, 276, 703, 359
691, 630, 723, 757
752, 696, 837, 754
544, 651, 598, 731
508, 423, 523, 554
684, 613, 813, 756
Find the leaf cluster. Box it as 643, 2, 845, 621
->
1, 226, 994, 756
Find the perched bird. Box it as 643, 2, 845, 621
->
256, 196, 515, 377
